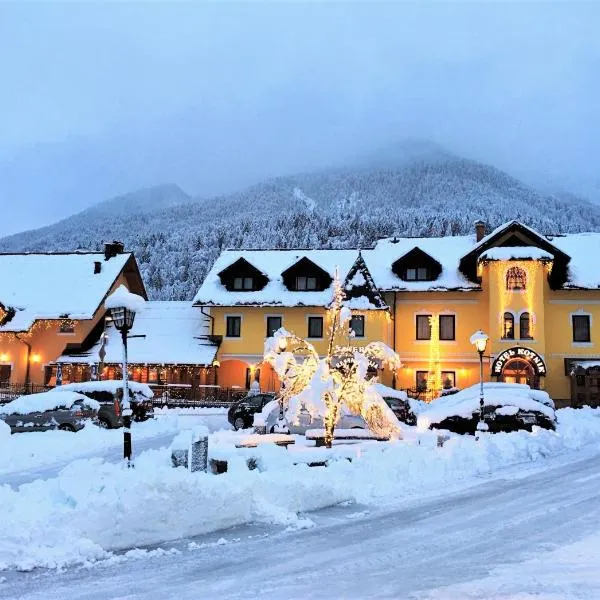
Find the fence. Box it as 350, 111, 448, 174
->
0, 382, 52, 404
149, 384, 247, 408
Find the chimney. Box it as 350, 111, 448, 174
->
94, 261, 102, 274
104, 241, 125, 260
474, 220, 486, 243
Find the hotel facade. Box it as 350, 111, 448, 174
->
194, 221, 600, 405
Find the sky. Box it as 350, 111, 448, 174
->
0, 2, 599, 235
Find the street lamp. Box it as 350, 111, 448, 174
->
274, 334, 290, 434
470, 329, 489, 439
105, 285, 145, 466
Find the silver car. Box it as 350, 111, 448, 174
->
0, 391, 99, 433
262, 400, 366, 434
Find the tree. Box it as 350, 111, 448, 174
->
263, 272, 402, 447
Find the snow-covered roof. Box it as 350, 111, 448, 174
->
0, 252, 133, 332
551, 233, 600, 289
479, 247, 553, 261
57, 301, 217, 366
193, 249, 359, 307
362, 236, 479, 292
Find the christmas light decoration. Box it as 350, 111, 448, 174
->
263, 270, 402, 447
425, 314, 441, 402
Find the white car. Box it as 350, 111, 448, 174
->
262, 400, 366, 434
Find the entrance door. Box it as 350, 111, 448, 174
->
501, 358, 537, 388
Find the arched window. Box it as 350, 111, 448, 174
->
520, 312, 532, 339
503, 312, 515, 339
506, 266, 527, 291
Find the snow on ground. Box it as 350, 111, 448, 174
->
0, 408, 229, 479
1, 407, 600, 572
420, 531, 600, 599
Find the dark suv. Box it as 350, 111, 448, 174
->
227, 393, 276, 430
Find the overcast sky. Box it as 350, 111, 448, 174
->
1, 2, 599, 235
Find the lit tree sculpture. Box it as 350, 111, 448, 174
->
264, 272, 402, 447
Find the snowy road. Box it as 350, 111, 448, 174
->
4, 447, 600, 599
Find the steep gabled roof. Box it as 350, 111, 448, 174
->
0, 252, 146, 332
391, 247, 443, 281
343, 252, 388, 310
458, 220, 570, 288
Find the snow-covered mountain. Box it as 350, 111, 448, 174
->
2, 147, 599, 300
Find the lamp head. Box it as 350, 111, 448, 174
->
277, 336, 288, 352
471, 330, 489, 354
110, 306, 136, 331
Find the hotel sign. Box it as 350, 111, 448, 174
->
491, 346, 546, 376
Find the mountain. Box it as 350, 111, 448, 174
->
2, 147, 600, 301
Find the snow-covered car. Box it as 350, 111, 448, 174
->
55, 380, 154, 428
262, 399, 366, 434
228, 393, 276, 430
373, 383, 427, 426
416, 382, 556, 435
0, 390, 100, 433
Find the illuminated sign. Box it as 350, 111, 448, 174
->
491, 346, 546, 376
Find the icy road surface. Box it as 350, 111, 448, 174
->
3, 446, 600, 599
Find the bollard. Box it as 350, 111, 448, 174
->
189, 426, 209, 473
171, 431, 192, 469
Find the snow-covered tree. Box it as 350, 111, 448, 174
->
264, 272, 402, 447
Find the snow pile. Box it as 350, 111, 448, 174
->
104, 284, 146, 312
418, 382, 555, 426
2, 407, 600, 571
58, 380, 153, 399
0, 391, 100, 415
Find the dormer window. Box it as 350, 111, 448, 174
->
392, 247, 442, 283
295, 276, 317, 291
405, 267, 429, 281
281, 257, 332, 292
506, 267, 527, 291
218, 258, 269, 292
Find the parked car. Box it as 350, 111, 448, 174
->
374, 383, 427, 426
416, 382, 556, 435
0, 390, 99, 433
55, 381, 154, 429
227, 393, 276, 430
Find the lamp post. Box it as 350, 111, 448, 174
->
105, 285, 145, 466
470, 330, 489, 439
274, 335, 290, 434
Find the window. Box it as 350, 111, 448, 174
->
233, 277, 253, 290
226, 316, 241, 338
59, 320, 75, 333
520, 312, 532, 339
503, 312, 515, 339
245, 369, 261, 391
439, 315, 455, 341
416, 370, 456, 392
0, 364, 11, 384
350, 315, 365, 337
296, 276, 317, 291
266, 316, 282, 337
442, 371, 456, 390
506, 266, 527, 291
416, 371, 428, 391
572, 315, 591, 343
308, 316, 323, 338
406, 267, 429, 281
416, 315, 432, 340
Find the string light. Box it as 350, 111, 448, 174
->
426, 314, 441, 402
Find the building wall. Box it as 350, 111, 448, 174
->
0, 270, 133, 386
211, 305, 391, 391
209, 258, 600, 403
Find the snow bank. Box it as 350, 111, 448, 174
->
2, 407, 600, 571
0, 391, 99, 415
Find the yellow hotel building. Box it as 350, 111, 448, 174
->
194, 220, 600, 405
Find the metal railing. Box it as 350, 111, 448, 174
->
0, 382, 53, 404
148, 384, 247, 408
